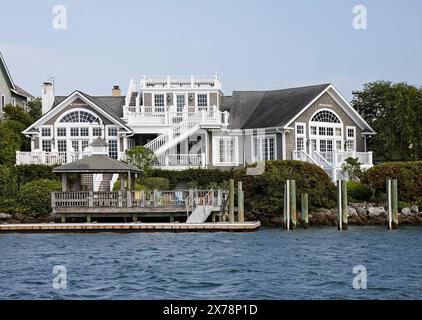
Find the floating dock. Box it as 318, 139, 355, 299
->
0, 221, 261, 233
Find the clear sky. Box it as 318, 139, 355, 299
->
1, 0, 421, 100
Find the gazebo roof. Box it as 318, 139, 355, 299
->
53, 155, 141, 174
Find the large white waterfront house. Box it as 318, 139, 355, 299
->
17, 75, 375, 180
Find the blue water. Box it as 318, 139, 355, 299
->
0, 227, 421, 300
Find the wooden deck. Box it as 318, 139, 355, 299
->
0, 221, 261, 233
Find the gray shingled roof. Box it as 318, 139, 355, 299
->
14, 85, 35, 99
53, 155, 141, 173
53, 91, 128, 129
222, 84, 330, 129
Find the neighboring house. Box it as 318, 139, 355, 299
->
17, 76, 376, 181
0, 51, 34, 119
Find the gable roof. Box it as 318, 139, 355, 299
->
52, 155, 141, 173
223, 84, 330, 129
222, 83, 375, 133
23, 90, 131, 134
0, 51, 34, 99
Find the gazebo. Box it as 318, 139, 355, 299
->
52, 137, 141, 192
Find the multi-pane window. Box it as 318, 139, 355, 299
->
197, 94, 208, 110
72, 140, 79, 152
216, 138, 236, 164
70, 128, 79, 137
326, 127, 334, 136
42, 140, 52, 152
57, 128, 66, 137
296, 137, 304, 152
108, 140, 118, 159
311, 110, 340, 123
41, 128, 51, 137
335, 128, 342, 137
176, 95, 185, 112
296, 125, 304, 135
345, 140, 354, 152
154, 94, 165, 112
93, 127, 102, 137
80, 128, 89, 137
310, 139, 317, 152
347, 128, 355, 138
319, 127, 326, 136
57, 140, 67, 152
81, 140, 89, 151
254, 136, 276, 161
310, 126, 317, 135
108, 127, 118, 136
336, 140, 342, 151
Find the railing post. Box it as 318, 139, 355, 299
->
51, 192, 56, 209
141, 190, 145, 207
88, 191, 93, 207
118, 190, 123, 207
127, 190, 132, 208
392, 179, 399, 229
368, 151, 373, 165
341, 180, 348, 230
153, 189, 158, 206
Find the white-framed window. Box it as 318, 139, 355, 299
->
335, 127, 342, 137
59, 110, 99, 123
197, 94, 208, 110
213, 136, 238, 165
57, 140, 67, 152
176, 95, 185, 112
296, 137, 305, 152
12, 98, 16, 106
295, 122, 306, 151
107, 127, 118, 137
311, 110, 341, 123
93, 127, 102, 137
310, 126, 317, 135
154, 94, 165, 112
57, 128, 67, 137
41, 127, 52, 137
253, 135, 276, 161
70, 128, 79, 137
41, 140, 52, 152
80, 128, 89, 137
346, 126, 356, 151
326, 127, 334, 136
108, 139, 118, 159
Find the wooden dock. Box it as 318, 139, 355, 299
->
0, 221, 261, 233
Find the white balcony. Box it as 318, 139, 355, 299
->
153, 153, 206, 170
124, 109, 230, 128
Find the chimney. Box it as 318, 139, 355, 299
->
112, 85, 121, 96
42, 82, 54, 115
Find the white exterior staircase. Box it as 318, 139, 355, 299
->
144, 110, 223, 156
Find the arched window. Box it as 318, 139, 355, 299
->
59, 110, 100, 123
311, 110, 340, 123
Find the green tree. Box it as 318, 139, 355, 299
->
351, 81, 422, 161
0, 122, 22, 166
28, 98, 42, 121
125, 145, 157, 174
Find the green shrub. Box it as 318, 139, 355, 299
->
140, 177, 170, 190
347, 181, 373, 202
233, 161, 336, 214
361, 161, 422, 204
15, 164, 58, 186
18, 179, 61, 217
149, 168, 233, 189
0, 165, 18, 198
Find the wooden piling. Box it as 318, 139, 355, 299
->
238, 181, 244, 222
392, 179, 399, 229
341, 180, 348, 230
301, 193, 309, 228
337, 180, 343, 230
289, 180, 297, 230
229, 179, 235, 223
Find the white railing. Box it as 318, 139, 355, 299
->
125, 111, 195, 125
292, 150, 319, 166
336, 151, 373, 166
16, 151, 92, 165
154, 153, 206, 168
141, 76, 222, 90
124, 79, 139, 108
185, 189, 223, 215
144, 110, 223, 155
